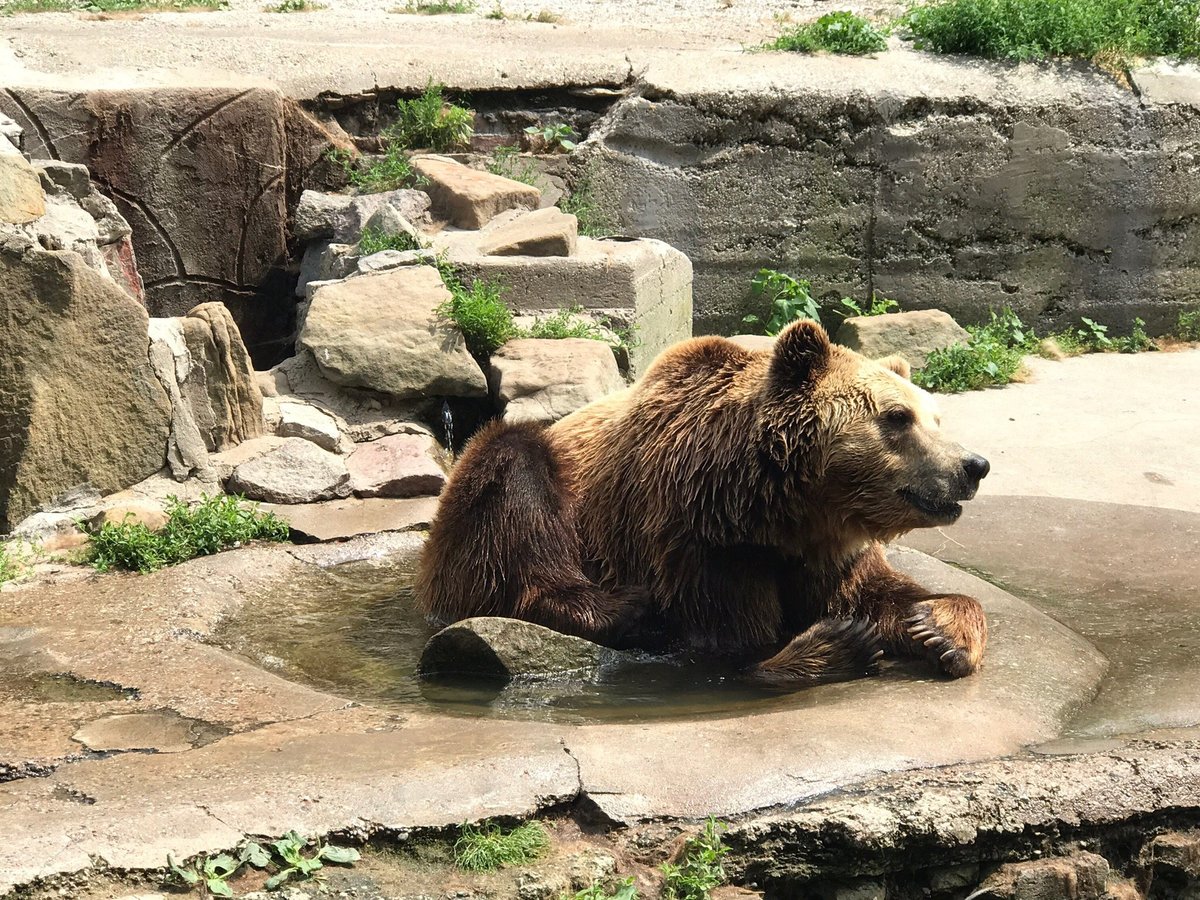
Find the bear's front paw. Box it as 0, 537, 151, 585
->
905, 595, 987, 678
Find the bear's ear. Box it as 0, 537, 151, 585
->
771, 319, 832, 385
877, 354, 912, 380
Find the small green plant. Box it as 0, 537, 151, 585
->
436, 261, 517, 355
329, 147, 422, 194
900, 0, 1200, 64
86, 494, 290, 574
266, 830, 361, 889
524, 122, 578, 151
522, 305, 609, 341
395, 0, 474, 11
912, 308, 1031, 393
559, 177, 613, 237
166, 834, 358, 896
0, 542, 21, 585
1115, 316, 1153, 353
661, 818, 728, 900
359, 224, 420, 255
453, 821, 549, 871
389, 81, 475, 151
265, 0, 323, 10
838, 293, 900, 318
572, 877, 640, 900
0, 0, 75, 12
764, 11, 889, 54
488, 145, 541, 187
742, 268, 821, 335
1178, 307, 1200, 341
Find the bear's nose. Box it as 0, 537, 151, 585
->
962, 453, 990, 484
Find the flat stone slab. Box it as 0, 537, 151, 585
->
346, 433, 447, 499
72, 710, 221, 754
477, 207, 579, 257
260, 496, 439, 541
412, 154, 541, 229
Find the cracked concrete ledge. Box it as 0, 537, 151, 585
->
728, 739, 1200, 892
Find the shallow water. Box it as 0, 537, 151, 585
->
213, 555, 938, 724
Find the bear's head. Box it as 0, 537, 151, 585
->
760, 320, 989, 542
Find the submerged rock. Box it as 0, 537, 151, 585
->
419, 617, 617, 680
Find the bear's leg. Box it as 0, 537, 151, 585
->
415, 421, 648, 647
833, 544, 988, 678
747, 619, 883, 686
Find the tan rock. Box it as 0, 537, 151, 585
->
299, 266, 487, 400
226, 438, 351, 505
0, 153, 45, 225
347, 433, 447, 498
88, 502, 169, 532
477, 207, 578, 257
0, 241, 170, 532
490, 338, 624, 424
412, 154, 541, 229
836, 310, 970, 370
276, 399, 345, 453
179, 303, 265, 451
259, 496, 438, 541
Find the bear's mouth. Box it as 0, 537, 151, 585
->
899, 489, 963, 523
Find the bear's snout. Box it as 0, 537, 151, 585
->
961, 453, 990, 491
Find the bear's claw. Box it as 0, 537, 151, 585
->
905, 596, 987, 678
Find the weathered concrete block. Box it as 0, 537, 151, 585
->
490, 338, 624, 424
451, 236, 693, 374
836, 310, 969, 368
412, 154, 541, 228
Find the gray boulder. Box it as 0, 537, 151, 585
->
226, 437, 351, 504
836, 310, 970, 370
419, 617, 617, 680
299, 265, 488, 400
293, 188, 431, 243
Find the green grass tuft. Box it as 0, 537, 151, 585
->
390, 82, 475, 152
453, 821, 548, 871
358, 225, 420, 255
900, 0, 1200, 63
329, 147, 422, 194
661, 818, 728, 900
559, 174, 614, 238
488, 145, 541, 187
764, 10, 889, 54
86, 494, 290, 574
0, 0, 75, 12
394, 0, 474, 12
436, 262, 518, 356
265, 0, 324, 11
522, 305, 610, 341
0, 542, 20, 585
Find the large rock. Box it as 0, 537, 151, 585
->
419, 617, 616, 680
346, 433, 447, 498
299, 266, 488, 400
447, 236, 693, 375
0, 240, 171, 532
490, 338, 624, 424
259, 495, 438, 541
293, 188, 431, 243
412, 155, 541, 229
147, 303, 264, 481
836, 310, 970, 369
973, 852, 1110, 900
477, 207, 578, 257
0, 88, 345, 356
0, 149, 45, 225
276, 399, 345, 452
225, 438, 351, 504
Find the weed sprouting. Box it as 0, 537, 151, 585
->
390, 81, 475, 151
900, 0, 1200, 64
167, 833, 359, 895
572, 877, 640, 900
85, 494, 289, 574
359, 224, 421, 254
838, 293, 900, 318
764, 11, 889, 54
1178, 307, 1200, 341
436, 261, 518, 355
661, 818, 728, 900
394, 0, 475, 12
488, 145, 541, 187
912, 308, 1031, 393
453, 821, 549, 871
524, 122, 578, 151
329, 147, 422, 194
742, 268, 821, 334
265, 0, 324, 11
0, 542, 21, 585
559, 173, 614, 237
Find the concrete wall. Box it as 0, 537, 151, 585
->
582, 55, 1200, 336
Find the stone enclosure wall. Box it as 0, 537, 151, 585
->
579, 58, 1200, 336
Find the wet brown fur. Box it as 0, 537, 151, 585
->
417, 321, 989, 684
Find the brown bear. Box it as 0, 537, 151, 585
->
415, 320, 990, 684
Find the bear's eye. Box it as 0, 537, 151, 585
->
883, 408, 915, 428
